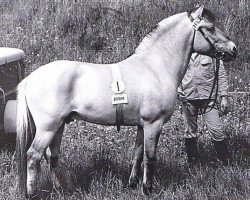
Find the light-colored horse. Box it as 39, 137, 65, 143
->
16, 6, 237, 198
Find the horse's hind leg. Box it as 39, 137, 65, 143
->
26, 129, 57, 197
129, 125, 144, 189
48, 123, 65, 188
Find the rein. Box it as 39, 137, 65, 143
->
196, 59, 219, 115
201, 58, 219, 114
185, 13, 220, 115
183, 59, 219, 116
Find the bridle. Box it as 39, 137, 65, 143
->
187, 13, 226, 60
183, 13, 220, 115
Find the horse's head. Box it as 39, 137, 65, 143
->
190, 6, 237, 62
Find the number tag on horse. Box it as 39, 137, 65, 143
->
111, 80, 125, 94
112, 94, 128, 105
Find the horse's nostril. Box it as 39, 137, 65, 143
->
232, 46, 237, 53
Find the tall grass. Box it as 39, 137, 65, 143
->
1, 110, 249, 199
0, 0, 249, 90
0, 0, 249, 199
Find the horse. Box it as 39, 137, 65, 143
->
16, 5, 237, 198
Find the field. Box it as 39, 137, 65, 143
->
0, 0, 249, 199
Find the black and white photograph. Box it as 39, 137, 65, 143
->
0, 0, 249, 199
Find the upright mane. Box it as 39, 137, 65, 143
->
188, 7, 216, 22
134, 12, 187, 55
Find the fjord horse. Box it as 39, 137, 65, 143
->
16, 6, 237, 198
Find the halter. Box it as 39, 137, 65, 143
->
188, 14, 213, 47
187, 13, 225, 60
185, 13, 220, 115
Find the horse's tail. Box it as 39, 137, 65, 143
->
16, 78, 33, 194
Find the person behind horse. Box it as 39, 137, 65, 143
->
178, 51, 230, 165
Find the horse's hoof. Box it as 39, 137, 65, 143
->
51, 172, 61, 190
53, 178, 61, 189
128, 177, 139, 189
142, 183, 152, 196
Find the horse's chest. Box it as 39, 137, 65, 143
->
138, 88, 176, 123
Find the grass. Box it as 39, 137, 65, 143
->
0, 107, 249, 199
0, 0, 249, 91
0, 0, 249, 199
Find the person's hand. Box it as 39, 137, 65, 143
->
220, 96, 229, 114
178, 91, 186, 102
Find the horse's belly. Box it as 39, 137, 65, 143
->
74, 103, 140, 126
72, 66, 141, 126
72, 86, 141, 126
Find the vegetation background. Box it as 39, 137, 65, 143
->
0, 0, 249, 199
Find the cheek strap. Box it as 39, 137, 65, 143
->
192, 18, 202, 30
188, 13, 218, 54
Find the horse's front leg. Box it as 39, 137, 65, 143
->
142, 119, 163, 196
129, 125, 144, 188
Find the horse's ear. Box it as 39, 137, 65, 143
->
192, 5, 204, 19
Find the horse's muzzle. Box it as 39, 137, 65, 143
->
221, 51, 237, 62
224, 43, 237, 62
215, 41, 237, 62
216, 46, 237, 62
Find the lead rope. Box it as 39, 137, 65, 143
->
198, 58, 220, 115
184, 59, 219, 116
185, 13, 220, 116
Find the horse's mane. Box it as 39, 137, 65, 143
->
145, 24, 159, 38
125, 24, 159, 58
134, 13, 185, 55
188, 7, 216, 23
127, 8, 216, 57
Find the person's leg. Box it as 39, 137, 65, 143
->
203, 104, 230, 165
182, 101, 200, 164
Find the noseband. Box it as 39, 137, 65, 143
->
187, 13, 224, 59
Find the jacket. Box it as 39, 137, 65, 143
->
179, 53, 229, 100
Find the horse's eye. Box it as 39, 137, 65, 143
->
207, 25, 215, 31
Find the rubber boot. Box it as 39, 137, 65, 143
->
213, 139, 230, 166
185, 137, 201, 165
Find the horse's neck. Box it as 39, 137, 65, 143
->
134, 13, 193, 87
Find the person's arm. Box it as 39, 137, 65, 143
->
218, 60, 229, 97
218, 60, 229, 114
177, 84, 186, 102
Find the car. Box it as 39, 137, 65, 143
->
0, 47, 25, 134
